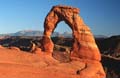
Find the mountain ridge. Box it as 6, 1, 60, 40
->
0, 30, 107, 38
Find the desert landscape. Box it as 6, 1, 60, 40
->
0, 5, 107, 78
0, 0, 120, 77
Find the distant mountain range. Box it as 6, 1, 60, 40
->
0, 30, 107, 38
0, 30, 72, 38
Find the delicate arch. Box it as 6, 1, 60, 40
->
42, 5, 101, 61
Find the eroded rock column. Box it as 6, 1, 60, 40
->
71, 14, 101, 61
42, 11, 59, 53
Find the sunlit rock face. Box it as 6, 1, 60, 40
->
42, 5, 101, 61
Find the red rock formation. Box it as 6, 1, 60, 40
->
42, 5, 101, 61
41, 5, 105, 78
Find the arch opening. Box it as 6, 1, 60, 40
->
51, 21, 73, 62
51, 21, 73, 51
53, 21, 72, 35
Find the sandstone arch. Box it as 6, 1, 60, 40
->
42, 5, 101, 61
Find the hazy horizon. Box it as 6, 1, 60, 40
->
0, 0, 120, 36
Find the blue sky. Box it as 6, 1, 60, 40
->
0, 0, 120, 36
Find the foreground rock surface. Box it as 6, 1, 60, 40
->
0, 47, 105, 78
